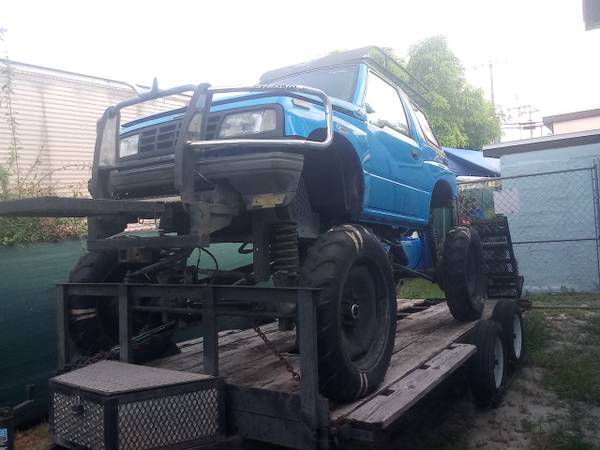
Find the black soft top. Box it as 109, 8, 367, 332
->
259, 46, 430, 107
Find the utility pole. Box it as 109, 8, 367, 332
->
488, 62, 495, 110
475, 61, 498, 110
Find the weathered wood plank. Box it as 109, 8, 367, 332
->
152, 323, 280, 367
155, 329, 295, 374
346, 343, 476, 428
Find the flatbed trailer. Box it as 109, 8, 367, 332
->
46, 281, 520, 450
139, 298, 497, 449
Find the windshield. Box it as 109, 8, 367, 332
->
269, 65, 359, 103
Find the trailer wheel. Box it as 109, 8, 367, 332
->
68, 252, 173, 358
301, 225, 396, 401
442, 226, 486, 322
492, 300, 524, 364
469, 319, 506, 407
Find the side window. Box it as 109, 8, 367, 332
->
413, 105, 440, 147
365, 71, 410, 136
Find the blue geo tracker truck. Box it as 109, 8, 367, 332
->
0, 47, 522, 416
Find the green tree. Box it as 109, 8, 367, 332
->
406, 36, 501, 149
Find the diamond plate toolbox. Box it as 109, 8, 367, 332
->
49, 361, 223, 450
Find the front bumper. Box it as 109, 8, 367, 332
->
110, 151, 304, 209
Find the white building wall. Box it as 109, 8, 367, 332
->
499, 143, 600, 292
0, 61, 187, 195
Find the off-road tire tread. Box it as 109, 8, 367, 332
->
301, 225, 396, 401
443, 226, 485, 322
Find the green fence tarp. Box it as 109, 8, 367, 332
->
0, 241, 252, 425
0, 240, 85, 424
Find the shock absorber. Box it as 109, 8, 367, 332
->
424, 215, 440, 267
271, 221, 300, 281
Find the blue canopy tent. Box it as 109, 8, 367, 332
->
443, 147, 500, 177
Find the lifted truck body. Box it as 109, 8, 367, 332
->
110, 52, 456, 230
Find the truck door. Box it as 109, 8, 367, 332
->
362, 70, 427, 223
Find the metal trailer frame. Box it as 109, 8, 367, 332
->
52, 282, 515, 450
55, 283, 330, 450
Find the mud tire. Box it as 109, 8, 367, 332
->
443, 226, 486, 322
301, 225, 396, 402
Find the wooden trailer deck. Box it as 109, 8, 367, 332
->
150, 298, 497, 444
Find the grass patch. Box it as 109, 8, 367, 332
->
530, 293, 600, 307
531, 431, 600, 450
586, 317, 600, 336
523, 311, 548, 359
397, 278, 444, 299
536, 348, 600, 405
15, 423, 50, 450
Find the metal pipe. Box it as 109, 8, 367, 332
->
132, 305, 292, 319
457, 166, 592, 185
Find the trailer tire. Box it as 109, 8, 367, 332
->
301, 225, 396, 402
469, 319, 507, 407
443, 226, 486, 322
492, 300, 524, 364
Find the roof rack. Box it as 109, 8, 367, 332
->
259, 46, 431, 107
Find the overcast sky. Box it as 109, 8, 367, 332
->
2, 0, 600, 140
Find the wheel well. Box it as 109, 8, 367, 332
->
431, 180, 454, 209
303, 131, 364, 220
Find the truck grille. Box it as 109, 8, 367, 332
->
136, 113, 222, 155
139, 122, 182, 154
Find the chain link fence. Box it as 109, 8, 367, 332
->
458, 164, 600, 293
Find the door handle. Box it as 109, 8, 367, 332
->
410, 149, 419, 159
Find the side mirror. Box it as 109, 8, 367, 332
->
365, 102, 375, 114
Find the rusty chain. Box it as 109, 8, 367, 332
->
253, 326, 301, 382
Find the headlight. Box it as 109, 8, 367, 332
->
218, 109, 277, 138
119, 134, 139, 158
